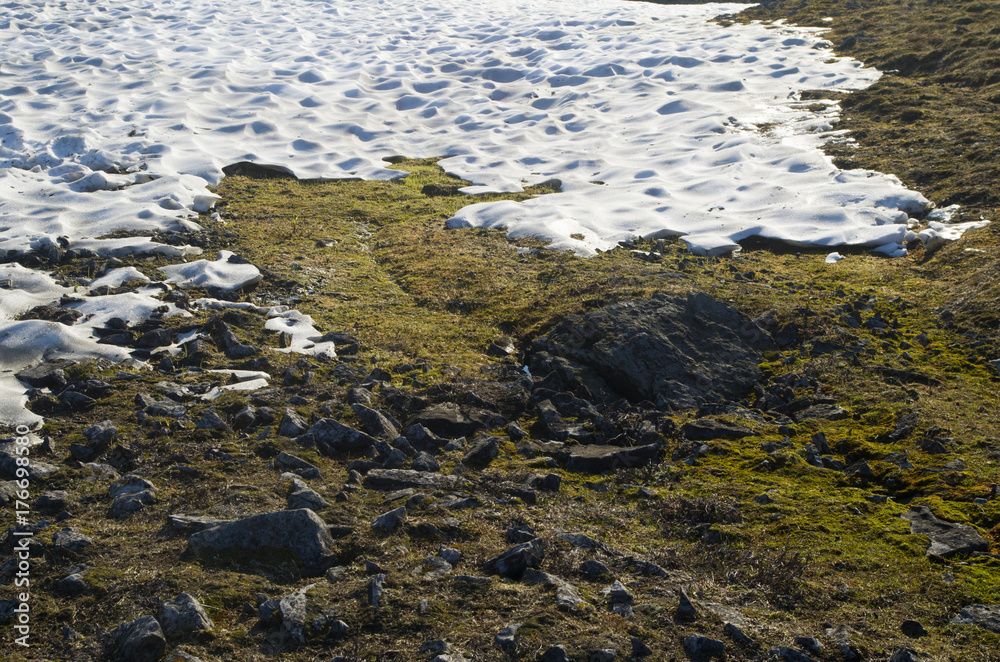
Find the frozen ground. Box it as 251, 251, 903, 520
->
0, 0, 975, 427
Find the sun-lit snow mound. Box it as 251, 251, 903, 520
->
161, 251, 263, 291
1, 0, 934, 259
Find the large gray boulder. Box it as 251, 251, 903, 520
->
528, 292, 776, 408
186, 509, 336, 576
901, 505, 989, 557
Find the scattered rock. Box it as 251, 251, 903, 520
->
274, 451, 321, 479
562, 443, 661, 473
187, 509, 336, 576
363, 468, 461, 491
683, 634, 725, 661
463, 435, 500, 467
676, 588, 698, 621
723, 622, 755, 648
495, 623, 520, 654
681, 418, 754, 440
950, 604, 1000, 634
769, 647, 817, 662
53, 527, 93, 555
351, 403, 399, 440
901, 505, 989, 557
541, 645, 570, 662
372, 506, 407, 534
900, 620, 928, 638
484, 538, 544, 579
104, 616, 166, 662
529, 292, 776, 407
157, 593, 214, 637
303, 418, 378, 454
277, 408, 309, 438
370, 573, 386, 608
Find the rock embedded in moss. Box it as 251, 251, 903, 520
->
186, 508, 337, 576
529, 291, 776, 408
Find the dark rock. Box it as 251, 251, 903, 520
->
950, 604, 1000, 634
676, 588, 698, 621
274, 452, 321, 479
53, 528, 93, 555
351, 404, 399, 440
562, 443, 660, 473
793, 637, 822, 654
506, 524, 537, 544
57, 572, 88, 594
187, 509, 336, 576
901, 505, 989, 557
683, 634, 725, 661
900, 620, 927, 638
370, 573, 386, 608
631, 636, 653, 657
723, 622, 755, 648
580, 559, 611, 578
363, 469, 461, 491
794, 404, 848, 422
195, 410, 231, 433
231, 405, 257, 430
146, 399, 187, 418
527, 473, 562, 492
541, 645, 570, 662
769, 647, 816, 662
105, 616, 166, 662
137, 328, 174, 349
681, 419, 754, 440
495, 623, 520, 655
404, 423, 449, 452
167, 514, 234, 533
372, 506, 407, 534
305, 418, 378, 454
411, 451, 441, 473
463, 436, 500, 467
484, 538, 544, 579
528, 291, 776, 408
887, 649, 927, 662
157, 593, 214, 637
277, 408, 309, 438
407, 402, 505, 438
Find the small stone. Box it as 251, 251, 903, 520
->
723, 622, 755, 648
793, 637, 822, 654
900, 620, 927, 638
370, 573, 386, 608
589, 649, 617, 662
157, 593, 214, 637
372, 506, 407, 534
495, 624, 520, 654
105, 616, 166, 662
326, 566, 348, 583
683, 634, 725, 661
541, 645, 570, 662
580, 559, 611, 578
484, 538, 544, 579
888, 649, 926, 662
329, 619, 349, 638
53, 528, 93, 554
419, 640, 452, 655
676, 587, 698, 621
630, 636, 652, 657
57, 573, 88, 594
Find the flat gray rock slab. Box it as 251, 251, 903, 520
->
186, 508, 336, 576
561, 443, 660, 473
901, 505, 989, 557
951, 604, 1000, 634
363, 469, 461, 491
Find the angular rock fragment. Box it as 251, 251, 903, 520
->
104, 616, 166, 662
187, 509, 336, 576
363, 468, 461, 491
484, 538, 544, 579
157, 593, 214, 637
901, 505, 988, 557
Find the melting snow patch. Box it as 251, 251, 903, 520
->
265, 310, 337, 359
825, 252, 845, 264
161, 251, 262, 291
88, 267, 152, 290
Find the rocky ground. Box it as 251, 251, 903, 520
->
3, 1, 1000, 661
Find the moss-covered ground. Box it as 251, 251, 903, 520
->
3, 1, 1000, 661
